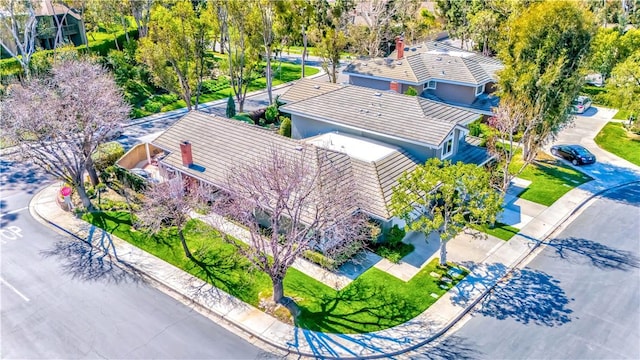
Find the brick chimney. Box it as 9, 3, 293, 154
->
390, 81, 400, 93
179, 141, 193, 167
395, 36, 404, 60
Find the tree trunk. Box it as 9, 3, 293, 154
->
439, 238, 447, 266
76, 182, 94, 210
178, 229, 194, 260
265, 45, 273, 105
272, 276, 284, 304
301, 26, 307, 78
121, 16, 130, 43
86, 157, 100, 186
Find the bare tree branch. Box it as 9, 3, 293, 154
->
212, 145, 368, 311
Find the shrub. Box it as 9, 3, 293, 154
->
265, 104, 279, 123
155, 93, 178, 106
226, 96, 236, 118
144, 100, 163, 113
386, 225, 406, 245
232, 113, 254, 124
468, 119, 482, 137
366, 219, 383, 243
303, 250, 337, 270
404, 87, 418, 96
92, 142, 125, 173
279, 117, 291, 137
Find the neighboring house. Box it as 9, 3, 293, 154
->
279, 78, 491, 164
342, 37, 503, 115
34, 0, 87, 50
117, 111, 420, 227
0, 0, 87, 59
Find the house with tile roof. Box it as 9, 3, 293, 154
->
342, 37, 503, 115
279, 78, 491, 165
118, 111, 420, 225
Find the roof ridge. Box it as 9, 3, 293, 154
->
369, 158, 393, 218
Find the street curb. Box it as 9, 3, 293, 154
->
27, 185, 293, 358
29, 180, 639, 359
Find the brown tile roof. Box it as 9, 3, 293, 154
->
151, 111, 417, 220
279, 78, 344, 103
280, 81, 480, 147
345, 40, 503, 86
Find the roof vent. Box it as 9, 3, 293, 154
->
374, 92, 382, 96
313, 85, 320, 89
436, 57, 442, 61
377, 112, 381, 116
362, 62, 368, 66
294, 146, 303, 151
441, 70, 445, 75
360, 108, 364, 112
396, 61, 402, 65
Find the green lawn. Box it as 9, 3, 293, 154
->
136, 62, 320, 117
470, 222, 520, 241
84, 211, 467, 334
595, 122, 640, 166
613, 110, 631, 120
510, 153, 592, 206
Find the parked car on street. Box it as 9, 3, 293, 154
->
571, 96, 592, 114
550, 144, 596, 165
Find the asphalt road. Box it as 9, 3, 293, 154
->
1, 162, 274, 359
423, 183, 640, 359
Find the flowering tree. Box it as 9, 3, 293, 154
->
1, 59, 130, 209
214, 145, 368, 308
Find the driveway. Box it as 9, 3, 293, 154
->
546, 106, 640, 185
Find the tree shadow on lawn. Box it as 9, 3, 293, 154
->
543, 236, 640, 271
294, 278, 421, 335
452, 262, 573, 327
181, 244, 263, 306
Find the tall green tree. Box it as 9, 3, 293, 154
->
435, 0, 472, 49
605, 50, 640, 120
391, 159, 503, 266
494, 0, 595, 163
223, 0, 261, 112
137, 0, 211, 111
311, 0, 354, 83
274, 0, 314, 77
468, 9, 499, 56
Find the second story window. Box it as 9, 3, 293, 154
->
425, 80, 437, 90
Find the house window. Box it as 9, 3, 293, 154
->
424, 80, 437, 90
442, 136, 454, 158
475, 84, 485, 96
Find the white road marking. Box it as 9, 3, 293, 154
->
0, 206, 28, 215
0, 277, 30, 302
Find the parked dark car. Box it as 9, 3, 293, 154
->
550, 144, 596, 165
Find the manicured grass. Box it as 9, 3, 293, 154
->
84, 211, 467, 334
471, 222, 520, 241
370, 242, 415, 263
291, 261, 466, 333
613, 110, 631, 120
595, 122, 640, 166
135, 62, 320, 117
510, 152, 592, 206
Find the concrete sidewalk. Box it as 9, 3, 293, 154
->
29, 165, 640, 359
